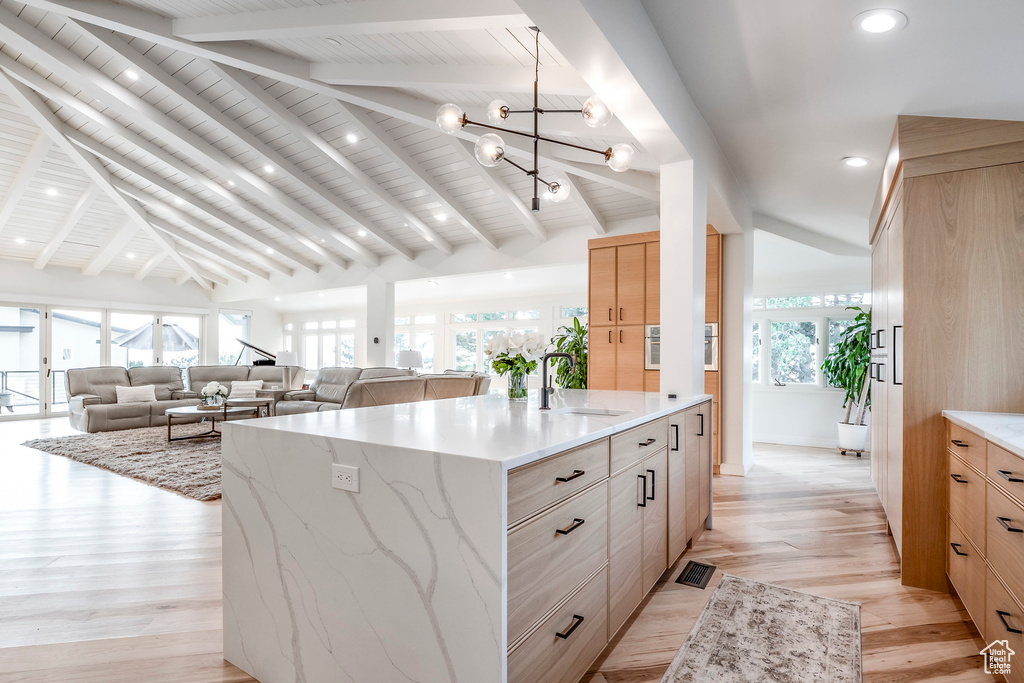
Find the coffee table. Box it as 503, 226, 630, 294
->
165, 405, 257, 442
226, 397, 274, 418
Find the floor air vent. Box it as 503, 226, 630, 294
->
675, 560, 716, 589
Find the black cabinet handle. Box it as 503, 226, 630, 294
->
997, 516, 1024, 533
698, 413, 705, 437
555, 614, 585, 639
555, 469, 585, 483
619, 307, 623, 321
647, 468, 656, 500
619, 329, 623, 343
876, 329, 886, 348
608, 308, 612, 321
950, 473, 969, 484
869, 362, 876, 381
997, 610, 1023, 635
950, 542, 968, 556
639, 437, 656, 447
555, 518, 585, 535
876, 362, 886, 383
998, 470, 1024, 483
951, 439, 969, 448
638, 474, 647, 507
671, 424, 679, 451
608, 330, 612, 344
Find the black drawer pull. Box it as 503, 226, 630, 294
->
698, 413, 705, 437
671, 423, 679, 451
950, 473, 969, 484
997, 610, 1023, 635
608, 308, 612, 321
951, 439, 969, 448
638, 474, 647, 507
998, 470, 1024, 483
950, 542, 968, 556
647, 468, 656, 501
997, 517, 1023, 533
639, 437, 656, 447
555, 518, 585, 535
556, 614, 585, 639
555, 469, 585, 483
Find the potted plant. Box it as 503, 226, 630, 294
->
550, 317, 588, 389
820, 306, 871, 454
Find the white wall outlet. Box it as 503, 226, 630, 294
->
331, 464, 360, 492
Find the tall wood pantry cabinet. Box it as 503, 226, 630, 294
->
869, 115, 1024, 591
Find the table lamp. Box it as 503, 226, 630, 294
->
398, 349, 423, 372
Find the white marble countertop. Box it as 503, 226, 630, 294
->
942, 410, 1024, 460
227, 389, 711, 469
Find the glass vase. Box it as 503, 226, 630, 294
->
507, 368, 528, 401
203, 395, 224, 408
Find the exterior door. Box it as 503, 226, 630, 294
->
0, 304, 44, 419
49, 308, 103, 416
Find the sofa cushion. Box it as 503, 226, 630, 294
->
341, 376, 426, 409
186, 365, 250, 392
128, 366, 186, 400
310, 367, 363, 403
76, 402, 151, 433
229, 380, 263, 399
359, 367, 416, 380
116, 384, 157, 404
149, 398, 202, 421
423, 376, 478, 400
275, 400, 343, 415
66, 366, 130, 404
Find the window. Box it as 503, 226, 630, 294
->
752, 297, 765, 310
561, 306, 588, 319
512, 310, 540, 320
338, 333, 355, 367
770, 321, 818, 384
766, 295, 821, 309
304, 335, 318, 370
163, 315, 201, 369
322, 335, 337, 367
112, 312, 155, 367
452, 313, 477, 323
219, 311, 251, 365
454, 331, 477, 370
828, 319, 855, 355
752, 322, 760, 382
322, 320, 337, 329
825, 293, 871, 307
481, 311, 508, 321
395, 316, 411, 325
303, 321, 319, 330
414, 315, 436, 325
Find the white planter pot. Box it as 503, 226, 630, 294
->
837, 422, 869, 452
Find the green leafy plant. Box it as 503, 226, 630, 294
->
820, 306, 871, 425
550, 317, 588, 389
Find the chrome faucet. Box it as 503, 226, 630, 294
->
540, 353, 575, 410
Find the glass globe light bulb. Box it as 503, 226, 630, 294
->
546, 179, 571, 203
436, 103, 465, 134
473, 133, 506, 168
486, 99, 510, 125
581, 95, 612, 128
606, 143, 636, 172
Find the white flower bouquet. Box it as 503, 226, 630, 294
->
200, 381, 228, 407
484, 331, 548, 399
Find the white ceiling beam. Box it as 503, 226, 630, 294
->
0, 131, 51, 234
11, 1, 659, 201
145, 215, 257, 283
310, 63, 590, 96
449, 138, 547, 241
81, 219, 137, 276
76, 25, 392, 265
172, 0, 530, 41
0, 71, 211, 291
563, 174, 607, 235
33, 183, 99, 269
176, 252, 232, 287
753, 212, 871, 257
199, 60, 449, 254
134, 252, 165, 281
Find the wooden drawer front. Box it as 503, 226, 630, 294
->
610, 417, 668, 473
947, 518, 986, 630
508, 440, 609, 526
985, 571, 1024, 683
508, 567, 608, 683
948, 452, 986, 554
989, 442, 1024, 505
508, 483, 609, 643
987, 484, 1024, 604
947, 421, 986, 472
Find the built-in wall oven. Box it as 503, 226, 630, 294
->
645, 325, 660, 370
705, 323, 719, 371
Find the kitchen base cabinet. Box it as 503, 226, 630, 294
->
985, 571, 1024, 683
641, 449, 668, 595
607, 461, 644, 637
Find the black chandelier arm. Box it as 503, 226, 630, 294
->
503, 108, 584, 115
463, 117, 611, 159
535, 134, 612, 158
502, 157, 534, 176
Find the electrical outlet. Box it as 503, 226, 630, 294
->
331, 464, 359, 492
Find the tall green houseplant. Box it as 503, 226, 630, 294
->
549, 317, 588, 389
821, 306, 871, 425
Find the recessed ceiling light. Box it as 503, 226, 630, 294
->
174, 197, 184, 205
265, 247, 274, 254
320, 238, 326, 243
346, 133, 358, 144
435, 213, 447, 221
317, 292, 325, 297
357, 229, 367, 237
274, 296, 281, 302
325, 37, 344, 48
263, 165, 274, 174
124, 69, 139, 81
853, 9, 908, 33
843, 156, 870, 168
427, 280, 438, 287
15, 237, 26, 245
46, 187, 58, 197
504, 271, 514, 280
227, 180, 235, 187
126, 252, 135, 259
425, 235, 434, 242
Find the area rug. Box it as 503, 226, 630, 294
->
661, 574, 862, 682
22, 424, 223, 501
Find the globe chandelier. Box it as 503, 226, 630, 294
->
435, 27, 636, 212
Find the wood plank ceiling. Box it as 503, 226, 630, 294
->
0, 0, 659, 290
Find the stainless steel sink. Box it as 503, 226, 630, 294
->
545, 407, 629, 417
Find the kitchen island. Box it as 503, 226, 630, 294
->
221, 389, 713, 683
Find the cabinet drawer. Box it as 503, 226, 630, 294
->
946, 421, 986, 472
948, 452, 986, 554
989, 442, 1024, 506
508, 440, 609, 526
508, 483, 608, 643
610, 417, 668, 473
947, 518, 986, 631
985, 570, 1024, 683
987, 484, 1024, 604
508, 567, 608, 683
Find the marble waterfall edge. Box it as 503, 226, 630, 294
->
221, 425, 505, 683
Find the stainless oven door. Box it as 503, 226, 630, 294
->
645, 325, 660, 370
704, 324, 719, 371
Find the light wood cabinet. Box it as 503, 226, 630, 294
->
607, 460, 644, 637
641, 448, 668, 594
588, 327, 616, 391
589, 247, 617, 326
667, 413, 687, 561
615, 326, 645, 392
616, 244, 646, 325
645, 241, 660, 325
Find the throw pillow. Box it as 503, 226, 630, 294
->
115, 384, 157, 404
229, 380, 264, 399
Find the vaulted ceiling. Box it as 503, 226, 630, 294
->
0, 0, 659, 292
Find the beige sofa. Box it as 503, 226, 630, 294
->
185, 365, 304, 393
67, 366, 201, 433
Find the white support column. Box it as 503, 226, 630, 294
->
719, 230, 755, 476
365, 278, 395, 367
659, 160, 706, 398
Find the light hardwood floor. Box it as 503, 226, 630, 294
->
0, 421, 995, 682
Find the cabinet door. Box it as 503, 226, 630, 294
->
870, 230, 888, 505
615, 244, 645, 325
667, 413, 687, 562
615, 326, 645, 391
885, 205, 904, 554
641, 449, 669, 594
645, 241, 660, 325
608, 462, 644, 638
589, 326, 616, 391
698, 404, 711, 523
685, 407, 701, 541
589, 247, 617, 326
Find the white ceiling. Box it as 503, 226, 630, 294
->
753, 230, 870, 293
640, 0, 1024, 245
